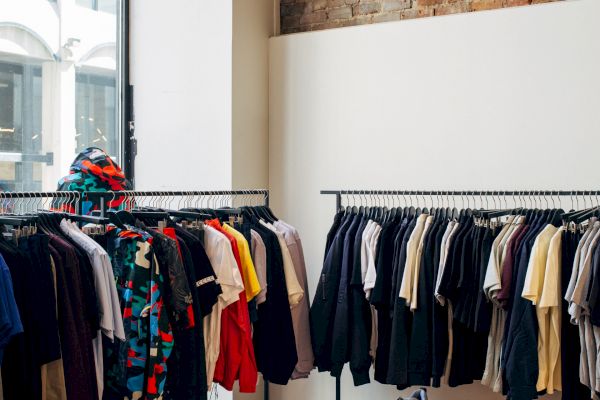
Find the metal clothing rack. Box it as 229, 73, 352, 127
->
319, 188, 600, 400
321, 189, 600, 211
0, 189, 273, 400
80, 189, 270, 217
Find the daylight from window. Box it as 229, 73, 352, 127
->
0, 0, 121, 191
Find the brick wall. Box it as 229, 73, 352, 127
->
280, 0, 563, 34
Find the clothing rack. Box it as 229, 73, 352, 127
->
81, 189, 270, 217
321, 190, 600, 211
319, 188, 600, 400
83, 190, 273, 400
0, 188, 272, 400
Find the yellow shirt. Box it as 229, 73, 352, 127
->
539, 226, 565, 393
521, 223, 559, 392
222, 224, 262, 301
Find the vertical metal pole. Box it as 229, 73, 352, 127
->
335, 193, 342, 400
264, 379, 269, 400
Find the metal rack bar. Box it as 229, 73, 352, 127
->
321, 190, 600, 196
82, 189, 269, 198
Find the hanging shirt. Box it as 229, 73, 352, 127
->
273, 220, 315, 380
521, 223, 559, 393
538, 226, 565, 394
0, 254, 22, 365
202, 225, 244, 388
260, 221, 304, 306
410, 215, 434, 311
399, 214, 428, 305
60, 220, 122, 400
250, 229, 268, 305
105, 226, 173, 400
222, 224, 261, 301
205, 220, 257, 393
363, 222, 381, 299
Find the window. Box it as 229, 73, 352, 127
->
76, 0, 117, 14
0, 0, 126, 191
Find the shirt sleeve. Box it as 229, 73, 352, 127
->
205, 228, 244, 307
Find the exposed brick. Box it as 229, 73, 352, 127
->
282, 14, 302, 28
313, 0, 328, 10
328, 6, 353, 19
416, 0, 448, 6
300, 9, 328, 24
373, 12, 403, 22
352, 2, 382, 16
382, 0, 411, 12
401, 6, 434, 18
281, 2, 306, 17
434, 3, 470, 15
471, 0, 504, 11
504, 0, 531, 5
281, 0, 563, 34
343, 14, 374, 26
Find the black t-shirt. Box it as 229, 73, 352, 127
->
175, 226, 221, 316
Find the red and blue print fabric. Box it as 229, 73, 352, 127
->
104, 226, 173, 400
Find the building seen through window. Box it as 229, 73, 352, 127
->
0, 0, 123, 191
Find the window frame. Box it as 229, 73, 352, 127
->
120, 0, 135, 185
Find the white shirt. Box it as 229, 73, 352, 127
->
202, 225, 244, 387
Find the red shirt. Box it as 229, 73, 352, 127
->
206, 219, 257, 392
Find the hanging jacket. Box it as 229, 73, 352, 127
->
349, 217, 373, 386
55, 147, 132, 214
311, 214, 354, 372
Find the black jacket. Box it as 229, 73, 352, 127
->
251, 222, 298, 384
311, 214, 353, 372
330, 215, 362, 377
386, 218, 413, 387
501, 222, 543, 400
372, 220, 407, 384
349, 217, 373, 385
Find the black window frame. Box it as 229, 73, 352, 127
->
120, 0, 135, 185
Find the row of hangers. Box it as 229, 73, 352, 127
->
0, 190, 277, 233
338, 191, 600, 228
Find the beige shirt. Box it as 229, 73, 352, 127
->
538, 227, 565, 393
399, 214, 428, 305
202, 225, 244, 387
274, 220, 315, 378
250, 229, 268, 305
521, 224, 559, 392
261, 221, 304, 306
410, 215, 434, 310
360, 220, 375, 283
364, 223, 382, 299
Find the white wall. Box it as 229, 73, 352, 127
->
232, 0, 273, 190
131, 0, 233, 190
268, 1, 600, 399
